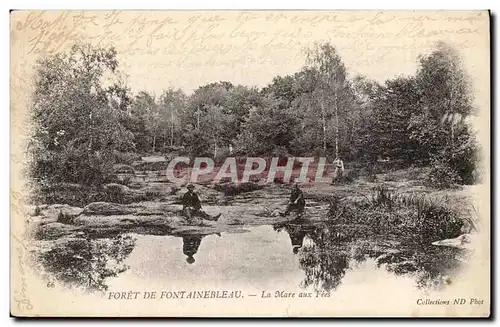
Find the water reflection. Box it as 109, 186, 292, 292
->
273, 219, 349, 292
183, 235, 203, 264
273, 220, 466, 293
35, 234, 136, 292
173, 231, 222, 264
33, 222, 466, 294
273, 218, 317, 255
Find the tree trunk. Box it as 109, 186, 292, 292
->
334, 93, 339, 158
152, 135, 156, 153
213, 136, 218, 159
321, 102, 327, 154
170, 109, 175, 147
170, 122, 174, 147
196, 109, 201, 130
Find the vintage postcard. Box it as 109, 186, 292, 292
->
10, 10, 491, 317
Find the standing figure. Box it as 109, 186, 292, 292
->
332, 157, 345, 183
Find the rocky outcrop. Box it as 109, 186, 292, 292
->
27, 204, 83, 221
82, 202, 136, 216
432, 234, 474, 250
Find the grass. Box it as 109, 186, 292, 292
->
327, 184, 474, 242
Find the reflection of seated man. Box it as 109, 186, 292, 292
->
182, 184, 221, 224
283, 182, 305, 217
183, 235, 203, 264
287, 225, 307, 255
273, 223, 307, 255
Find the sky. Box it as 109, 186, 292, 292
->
11, 10, 490, 98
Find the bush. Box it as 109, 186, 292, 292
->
30, 147, 118, 187
425, 161, 462, 189
103, 183, 127, 203
425, 132, 479, 188
418, 204, 464, 241
332, 174, 354, 185
369, 185, 396, 209
327, 196, 344, 219
32, 183, 97, 207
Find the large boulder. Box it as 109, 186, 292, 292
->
82, 202, 135, 216
28, 204, 83, 220
432, 234, 474, 250
104, 183, 131, 194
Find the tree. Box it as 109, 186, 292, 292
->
411, 42, 478, 185
201, 105, 236, 158
29, 43, 134, 186
303, 43, 355, 157
158, 88, 187, 148
131, 91, 161, 153
235, 95, 299, 156
411, 42, 475, 154
367, 76, 422, 163
180, 81, 241, 157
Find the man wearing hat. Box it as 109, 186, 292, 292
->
182, 183, 221, 224
282, 181, 306, 217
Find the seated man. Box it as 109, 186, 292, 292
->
283, 182, 306, 217
182, 184, 221, 224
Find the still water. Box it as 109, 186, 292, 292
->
38, 222, 466, 294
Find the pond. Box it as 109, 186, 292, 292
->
35, 219, 468, 295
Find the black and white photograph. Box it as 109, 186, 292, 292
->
10, 10, 491, 317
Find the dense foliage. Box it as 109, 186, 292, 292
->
28, 41, 479, 188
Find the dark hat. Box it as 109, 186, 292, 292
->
186, 183, 195, 189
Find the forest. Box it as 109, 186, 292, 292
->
28, 41, 479, 191
26, 40, 483, 294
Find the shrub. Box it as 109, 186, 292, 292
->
327, 196, 343, 218
418, 204, 464, 241
370, 185, 396, 209
103, 184, 127, 203
332, 174, 354, 185
425, 160, 462, 189
425, 133, 479, 188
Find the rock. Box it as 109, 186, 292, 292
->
30, 204, 84, 221
128, 181, 147, 189
104, 183, 131, 193
141, 183, 171, 195
26, 204, 48, 216
212, 182, 265, 195
82, 202, 136, 216
113, 164, 135, 174
432, 234, 474, 250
